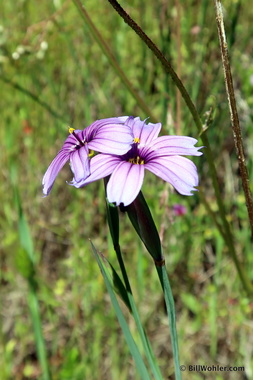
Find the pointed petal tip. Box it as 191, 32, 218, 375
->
42, 178, 51, 196
42, 181, 53, 196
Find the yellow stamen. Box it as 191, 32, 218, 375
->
137, 157, 144, 165
68, 127, 75, 134
129, 156, 144, 165
133, 137, 140, 143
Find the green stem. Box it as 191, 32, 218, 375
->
115, 244, 163, 380
156, 264, 181, 380
106, 0, 253, 296
104, 183, 163, 379
72, 0, 158, 122
91, 242, 152, 380
124, 190, 181, 378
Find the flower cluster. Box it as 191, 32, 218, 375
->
42, 116, 202, 205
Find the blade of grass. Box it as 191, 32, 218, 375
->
13, 184, 51, 380
7, 133, 51, 380
155, 264, 181, 380
90, 241, 152, 380
108, 261, 163, 380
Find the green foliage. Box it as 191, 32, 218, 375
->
1, 0, 253, 379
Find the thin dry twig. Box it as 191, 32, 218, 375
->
214, 0, 253, 239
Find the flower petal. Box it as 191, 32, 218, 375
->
88, 123, 134, 154
89, 116, 129, 129
84, 117, 129, 141
107, 162, 145, 206
42, 150, 70, 196
63, 131, 84, 149
125, 117, 162, 145
70, 145, 90, 182
143, 136, 203, 157
138, 121, 162, 145
145, 156, 199, 195
71, 154, 121, 188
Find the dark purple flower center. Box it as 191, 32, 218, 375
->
68, 129, 95, 157
72, 130, 85, 147
123, 141, 145, 165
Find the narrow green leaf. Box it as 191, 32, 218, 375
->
90, 241, 152, 380
9, 170, 51, 380
107, 260, 163, 380
109, 263, 132, 311
156, 265, 181, 380
27, 281, 51, 380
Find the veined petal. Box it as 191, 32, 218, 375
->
90, 116, 129, 127
145, 156, 199, 195
42, 150, 70, 196
125, 117, 162, 145
85, 117, 129, 140
107, 162, 145, 206
138, 121, 162, 145
144, 136, 203, 156
70, 145, 90, 182
71, 154, 121, 188
88, 124, 134, 154
63, 131, 84, 149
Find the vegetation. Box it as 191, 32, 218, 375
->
1, 0, 253, 379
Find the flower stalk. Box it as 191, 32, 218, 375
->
104, 180, 164, 379
125, 191, 181, 379
213, 0, 253, 239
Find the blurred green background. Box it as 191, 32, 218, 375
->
1, 0, 253, 379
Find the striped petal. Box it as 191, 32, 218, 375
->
85, 117, 129, 141
71, 154, 121, 188
42, 150, 70, 196
107, 162, 145, 206
125, 116, 162, 145
88, 124, 133, 154
70, 145, 90, 182
143, 136, 203, 157
145, 156, 199, 195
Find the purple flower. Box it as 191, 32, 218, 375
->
42, 116, 133, 195
72, 117, 203, 206
173, 204, 187, 216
